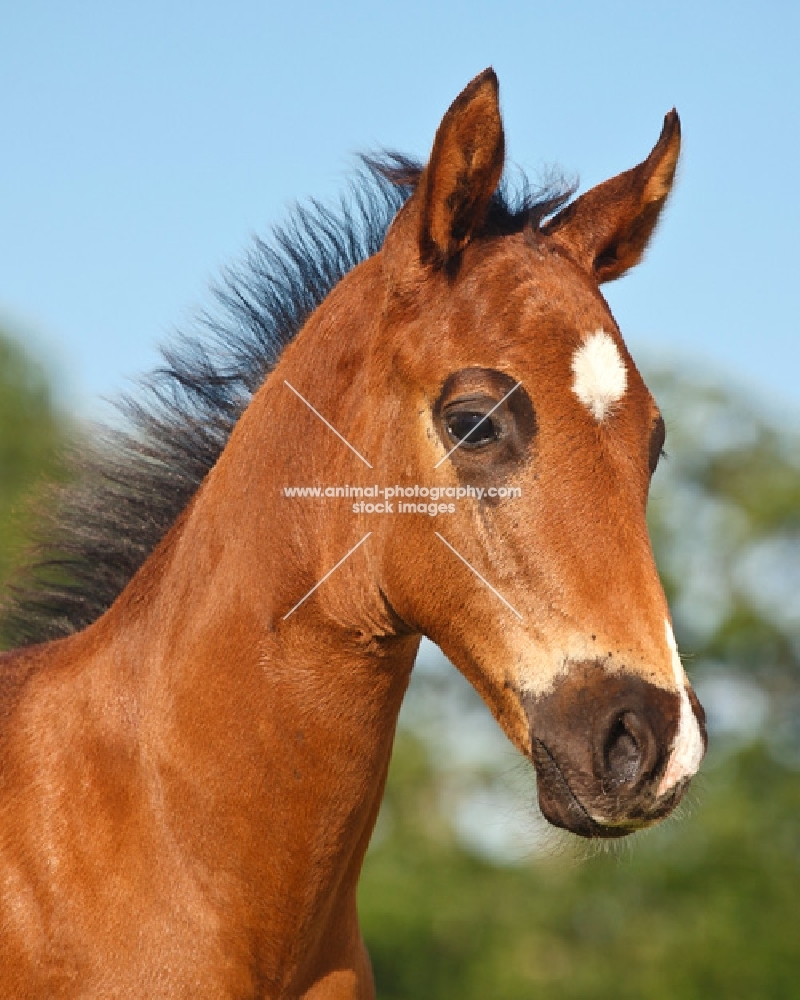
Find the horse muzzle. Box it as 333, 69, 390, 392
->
524, 661, 707, 838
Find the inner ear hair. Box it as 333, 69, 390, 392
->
543, 110, 681, 284
418, 68, 505, 266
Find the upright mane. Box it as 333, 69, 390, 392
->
0, 155, 572, 650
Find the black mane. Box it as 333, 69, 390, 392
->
0, 155, 572, 649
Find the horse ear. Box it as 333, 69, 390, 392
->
542, 111, 681, 283
417, 68, 505, 266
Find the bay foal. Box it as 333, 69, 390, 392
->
0, 70, 705, 997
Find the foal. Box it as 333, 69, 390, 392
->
0, 70, 705, 997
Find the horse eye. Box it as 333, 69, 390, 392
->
648, 415, 667, 475
445, 411, 498, 447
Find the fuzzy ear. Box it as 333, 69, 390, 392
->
417, 68, 505, 266
542, 111, 681, 283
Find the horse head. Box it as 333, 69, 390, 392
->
354, 69, 706, 837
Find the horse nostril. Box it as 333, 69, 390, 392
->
601, 711, 651, 788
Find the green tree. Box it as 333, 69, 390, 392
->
0, 330, 64, 594
359, 368, 800, 999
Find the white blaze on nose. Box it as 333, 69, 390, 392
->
571, 329, 627, 421
658, 620, 705, 796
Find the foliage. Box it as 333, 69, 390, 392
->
360, 735, 800, 999
359, 368, 800, 998
0, 331, 65, 593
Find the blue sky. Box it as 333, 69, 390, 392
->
2, 1, 798, 420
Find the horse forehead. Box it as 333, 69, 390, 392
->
411, 242, 633, 387
454, 243, 613, 336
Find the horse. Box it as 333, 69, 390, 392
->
0, 69, 706, 997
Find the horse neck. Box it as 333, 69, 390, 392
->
84, 251, 418, 964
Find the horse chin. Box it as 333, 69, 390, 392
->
531, 737, 688, 839
531, 738, 625, 839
